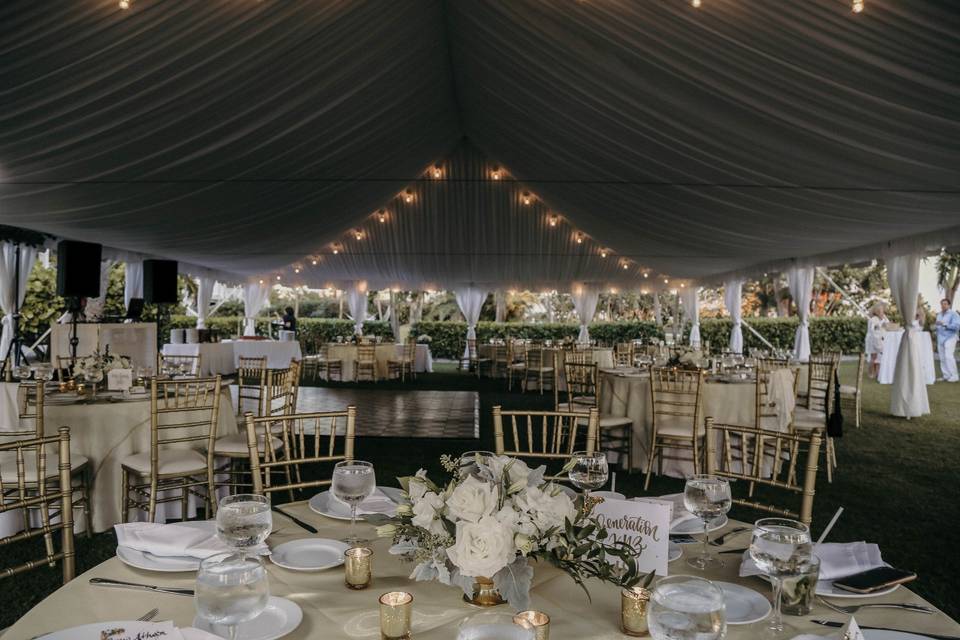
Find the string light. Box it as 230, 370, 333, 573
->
332, 245, 340, 255
622, 262, 630, 270
548, 215, 558, 227
643, 272, 649, 278
680, 283, 686, 288
691, 0, 701, 7
258, 279, 264, 284
491, 166, 502, 181
600, 249, 608, 258
354, 229, 364, 240
377, 209, 387, 223
119, 0, 131, 8
403, 189, 414, 203
432, 165, 443, 179
664, 278, 669, 284
276, 275, 281, 281
521, 191, 533, 206
294, 268, 300, 274
852, 0, 864, 12
311, 259, 318, 266
575, 232, 584, 244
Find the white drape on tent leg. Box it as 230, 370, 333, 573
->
680, 287, 701, 348
653, 293, 662, 326
887, 252, 930, 418
242, 282, 270, 336
0, 243, 38, 361
388, 291, 400, 341
787, 266, 815, 362
346, 285, 369, 336
455, 287, 487, 358
84, 260, 114, 320
571, 285, 600, 343
196, 277, 215, 329
124, 261, 143, 311
494, 290, 507, 324
724, 278, 744, 354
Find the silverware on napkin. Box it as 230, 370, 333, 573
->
811, 620, 958, 640
89, 577, 194, 596
817, 596, 935, 615
272, 505, 318, 534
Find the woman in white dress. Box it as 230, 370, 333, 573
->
865, 303, 887, 378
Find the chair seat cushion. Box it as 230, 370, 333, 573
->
509, 363, 527, 370
120, 449, 208, 475
655, 415, 702, 438
792, 407, 826, 430
213, 433, 283, 455
0, 452, 89, 483
529, 367, 554, 373
599, 414, 633, 429
839, 384, 858, 396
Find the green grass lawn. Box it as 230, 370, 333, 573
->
3, 361, 958, 627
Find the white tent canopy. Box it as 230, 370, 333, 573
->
0, 0, 958, 290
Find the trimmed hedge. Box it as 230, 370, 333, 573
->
698, 317, 866, 354
168, 316, 393, 350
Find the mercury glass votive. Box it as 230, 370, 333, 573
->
344, 547, 373, 589
621, 586, 651, 637
379, 591, 413, 640
513, 610, 550, 640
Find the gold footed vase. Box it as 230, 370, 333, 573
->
464, 576, 505, 607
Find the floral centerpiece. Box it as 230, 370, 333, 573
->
669, 347, 708, 369
375, 454, 650, 610
76, 349, 132, 379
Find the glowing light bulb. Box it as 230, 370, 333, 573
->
332, 247, 339, 255
276, 275, 281, 281
119, 0, 131, 8
258, 279, 264, 284
404, 189, 414, 203
522, 192, 532, 205
548, 215, 558, 227
622, 263, 629, 270
600, 249, 608, 258
664, 278, 669, 284
294, 268, 300, 274
852, 0, 864, 12
311, 259, 318, 266
691, 0, 701, 7
432, 166, 442, 178
354, 230, 363, 240
575, 233, 583, 244
680, 282, 686, 288
643, 272, 649, 278
378, 209, 387, 223
491, 167, 502, 181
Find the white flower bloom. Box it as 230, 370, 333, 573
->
513, 484, 576, 534
486, 455, 531, 486
408, 469, 430, 502
494, 503, 537, 537
396, 504, 413, 517
447, 515, 516, 578
514, 533, 534, 556
411, 491, 447, 536
446, 475, 498, 523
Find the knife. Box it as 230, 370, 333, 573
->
89, 577, 194, 596
718, 547, 748, 554
272, 505, 318, 534
811, 620, 958, 640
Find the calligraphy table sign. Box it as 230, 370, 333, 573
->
592, 497, 672, 576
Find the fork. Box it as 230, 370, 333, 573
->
817, 596, 935, 615
709, 526, 750, 546
31, 608, 159, 639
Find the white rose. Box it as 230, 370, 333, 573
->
513, 485, 576, 534
411, 491, 447, 536
446, 475, 498, 523
447, 515, 516, 578
494, 503, 537, 537
486, 455, 531, 486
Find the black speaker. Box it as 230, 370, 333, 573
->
56, 240, 102, 298
143, 259, 178, 304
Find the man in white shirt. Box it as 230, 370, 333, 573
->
935, 298, 960, 382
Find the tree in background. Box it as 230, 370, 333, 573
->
936, 250, 960, 305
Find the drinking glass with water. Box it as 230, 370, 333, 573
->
683, 475, 732, 570
332, 460, 376, 545
568, 451, 609, 502
749, 518, 813, 637
217, 494, 271, 556
648, 575, 726, 640
195, 552, 269, 640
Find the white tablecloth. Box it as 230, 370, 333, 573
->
0, 383, 237, 534
326, 343, 433, 380
877, 330, 936, 385
227, 340, 303, 369
161, 343, 237, 375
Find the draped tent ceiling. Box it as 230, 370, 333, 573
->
1, 0, 958, 290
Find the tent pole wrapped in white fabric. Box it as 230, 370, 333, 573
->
680, 287, 701, 348
123, 261, 143, 312
0, 242, 38, 361
242, 282, 271, 337
787, 266, 815, 362
724, 279, 744, 354
455, 287, 487, 359
886, 251, 931, 419
195, 277, 215, 330
346, 284, 369, 336
571, 284, 601, 343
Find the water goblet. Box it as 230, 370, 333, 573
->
683, 475, 732, 570
217, 494, 271, 556
749, 518, 813, 637
195, 552, 269, 640
332, 460, 376, 545
567, 451, 608, 504
457, 450, 496, 479
648, 574, 726, 640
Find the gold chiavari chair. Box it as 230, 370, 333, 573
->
507, 340, 527, 391
355, 344, 377, 382
387, 341, 417, 382
299, 338, 321, 382
462, 339, 492, 379
316, 343, 343, 382
245, 407, 356, 497
839, 353, 865, 428
523, 347, 555, 394
614, 343, 634, 368
0, 427, 75, 584
644, 367, 705, 490
236, 356, 268, 417
704, 418, 823, 527
492, 405, 598, 482
492, 343, 509, 379
794, 354, 839, 482
157, 353, 202, 377
755, 361, 800, 432
120, 376, 222, 522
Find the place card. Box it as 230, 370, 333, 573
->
592, 497, 671, 576
841, 617, 865, 640
107, 368, 134, 391
97, 621, 182, 639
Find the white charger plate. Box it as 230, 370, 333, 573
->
714, 581, 771, 625
193, 596, 302, 640
115, 520, 215, 572
308, 486, 401, 520
670, 514, 728, 536
270, 538, 349, 571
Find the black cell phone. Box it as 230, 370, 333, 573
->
832, 566, 917, 594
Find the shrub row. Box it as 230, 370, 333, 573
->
168, 316, 393, 350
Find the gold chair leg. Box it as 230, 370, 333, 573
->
180, 477, 189, 521
643, 442, 657, 491
148, 477, 158, 523
82, 467, 93, 537
120, 467, 130, 523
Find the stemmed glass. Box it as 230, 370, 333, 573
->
568, 451, 609, 504
458, 450, 496, 479
683, 475, 732, 570
648, 575, 726, 640
84, 365, 103, 399
749, 518, 813, 637
332, 460, 376, 545
217, 494, 272, 558
195, 552, 269, 640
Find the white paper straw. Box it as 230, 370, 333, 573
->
816, 507, 843, 544
611, 472, 616, 493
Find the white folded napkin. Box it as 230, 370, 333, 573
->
767, 368, 797, 431
347, 488, 397, 516
739, 541, 884, 581
640, 493, 699, 529
114, 522, 268, 559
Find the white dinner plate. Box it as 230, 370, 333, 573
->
714, 581, 771, 625
270, 538, 350, 571
816, 578, 900, 599
308, 486, 402, 520
115, 520, 215, 572
668, 541, 682, 562
670, 514, 728, 536
193, 596, 302, 640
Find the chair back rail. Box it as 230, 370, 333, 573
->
493, 406, 597, 481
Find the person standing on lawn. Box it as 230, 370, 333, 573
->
935, 298, 960, 382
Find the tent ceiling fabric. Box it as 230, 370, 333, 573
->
1, 0, 958, 287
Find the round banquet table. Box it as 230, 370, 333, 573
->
0, 384, 237, 534
326, 343, 433, 380
227, 339, 303, 369
6, 503, 958, 639
599, 371, 762, 476
161, 343, 238, 376
877, 330, 936, 385
479, 346, 613, 389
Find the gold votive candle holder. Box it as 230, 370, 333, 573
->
621, 586, 651, 637
514, 610, 550, 640
58, 381, 68, 393
344, 547, 373, 589
378, 591, 413, 640
75, 382, 86, 395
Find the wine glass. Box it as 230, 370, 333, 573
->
458, 450, 496, 479
568, 451, 608, 502
217, 494, 272, 556
749, 518, 813, 637
195, 552, 269, 640
84, 365, 103, 399
683, 475, 732, 570
648, 575, 726, 640
15, 362, 32, 380
332, 460, 376, 545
